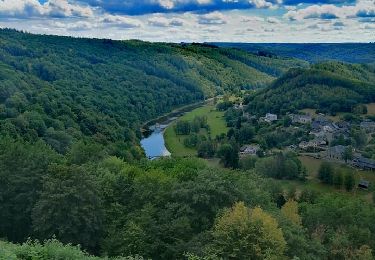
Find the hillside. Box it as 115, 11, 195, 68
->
245, 62, 375, 115
0, 29, 306, 157
214, 43, 375, 64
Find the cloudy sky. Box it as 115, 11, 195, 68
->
0, 0, 374, 42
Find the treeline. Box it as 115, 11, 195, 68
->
214, 42, 375, 64
245, 62, 375, 116
1, 137, 375, 259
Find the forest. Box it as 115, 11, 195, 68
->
1, 30, 375, 259
2, 137, 375, 259
245, 62, 375, 116
0, 29, 305, 160
214, 42, 375, 64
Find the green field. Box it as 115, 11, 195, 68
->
164, 104, 228, 157
276, 155, 374, 201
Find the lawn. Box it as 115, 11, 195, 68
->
164, 104, 228, 157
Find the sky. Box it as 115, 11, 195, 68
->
0, 0, 374, 42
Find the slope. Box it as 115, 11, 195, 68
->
245, 62, 375, 115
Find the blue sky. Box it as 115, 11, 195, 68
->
0, 0, 373, 42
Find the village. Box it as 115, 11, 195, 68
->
236, 105, 375, 175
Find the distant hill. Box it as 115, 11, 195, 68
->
0, 29, 306, 156
213, 43, 375, 64
245, 62, 375, 115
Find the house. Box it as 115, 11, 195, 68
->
298, 138, 327, 150
358, 180, 370, 189
351, 156, 375, 170
240, 145, 260, 156
326, 145, 346, 160
311, 115, 331, 131
290, 114, 312, 124
233, 102, 244, 110
323, 125, 334, 133
360, 120, 375, 133
264, 113, 278, 123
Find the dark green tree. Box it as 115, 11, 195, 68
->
32, 164, 104, 252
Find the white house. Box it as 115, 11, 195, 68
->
264, 113, 277, 123
240, 145, 260, 156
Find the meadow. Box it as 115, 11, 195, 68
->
164, 104, 228, 157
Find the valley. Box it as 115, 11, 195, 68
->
2, 29, 375, 260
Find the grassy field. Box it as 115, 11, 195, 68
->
164, 104, 228, 157
366, 103, 375, 115
276, 155, 374, 201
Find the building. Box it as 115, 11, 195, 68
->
326, 145, 346, 160
240, 145, 260, 156
290, 114, 312, 124
360, 120, 375, 133
351, 156, 375, 170
298, 138, 327, 150
358, 180, 370, 189
264, 113, 278, 123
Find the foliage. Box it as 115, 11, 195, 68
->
0, 29, 294, 157
245, 62, 375, 116
208, 202, 286, 259
0, 239, 99, 260
215, 42, 375, 64
32, 164, 104, 252
255, 153, 306, 180
281, 200, 302, 226
217, 143, 239, 168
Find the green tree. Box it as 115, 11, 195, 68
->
344, 172, 355, 191
0, 137, 60, 242
318, 162, 334, 184
197, 140, 215, 158
217, 144, 239, 168
343, 146, 353, 162
32, 164, 104, 252
333, 170, 344, 189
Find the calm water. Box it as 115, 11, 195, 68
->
140, 124, 171, 159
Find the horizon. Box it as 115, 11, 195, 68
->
2, 28, 374, 44
0, 0, 374, 43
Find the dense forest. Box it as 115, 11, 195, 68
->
2, 137, 375, 259
245, 62, 375, 115
0, 29, 305, 159
214, 42, 375, 64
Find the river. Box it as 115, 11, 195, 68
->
140, 97, 217, 159
140, 123, 171, 160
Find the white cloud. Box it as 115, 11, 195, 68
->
198, 11, 227, 24
0, 0, 43, 17
148, 16, 184, 27
285, 0, 375, 21
0, 0, 94, 18
100, 14, 142, 28
267, 17, 280, 23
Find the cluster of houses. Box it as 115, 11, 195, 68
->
324, 145, 375, 171
294, 114, 351, 150
235, 106, 375, 169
